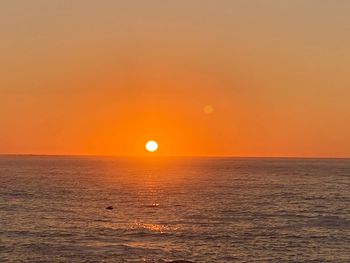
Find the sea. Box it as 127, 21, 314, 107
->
0, 156, 349, 262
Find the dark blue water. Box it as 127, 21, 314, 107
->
1, 156, 349, 262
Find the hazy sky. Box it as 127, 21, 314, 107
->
1, 1, 350, 157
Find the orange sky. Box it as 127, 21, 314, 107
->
1, 1, 350, 157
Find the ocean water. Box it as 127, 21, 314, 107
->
0, 156, 349, 262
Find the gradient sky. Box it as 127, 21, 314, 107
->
1, 1, 350, 157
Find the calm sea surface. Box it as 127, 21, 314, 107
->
0, 156, 349, 262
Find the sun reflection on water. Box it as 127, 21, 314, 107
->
127, 221, 179, 234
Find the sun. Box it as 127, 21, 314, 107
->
145, 140, 159, 152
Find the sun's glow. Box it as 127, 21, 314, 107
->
145, 140, 159, 152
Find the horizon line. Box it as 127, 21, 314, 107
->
0, 153, 349, 160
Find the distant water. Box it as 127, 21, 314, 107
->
1, 156, 350, 262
